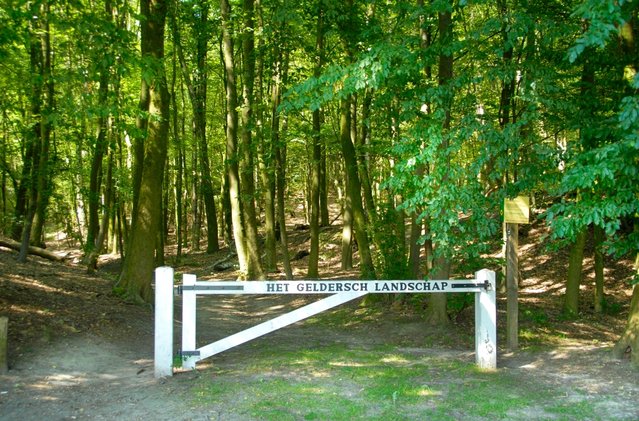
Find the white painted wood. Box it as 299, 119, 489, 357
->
195, 290, 368, 362
475, 269, 497, 369
186, 280, 486, 295
181, 274, 198, 370
165, 269, 498, 372
154, 266, 174, 378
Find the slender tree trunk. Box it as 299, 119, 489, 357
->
18, 1, 50, 261
339, 98, 376, 279
170, 43, 183, 261
190, 146, 200, 250
239, 0, 264, 279
221, 171, 233, 248
358, 90, 376, 221
308, 6, 324, 279
254, 0, 276, 273
275, 131, 292, 279
564, 227, 587, 316
85, 48, 110, 263
319, 140, 329, 227
87, 153, 114, 273
341, 169, 353, 270
117, 0, 170, 303
221, 0, 248, 277
272, 48, 292, 279
172, 1, 218, 254
29, 0, 54, 249
563, 46, 597, 316
593, 225, 605, 313
259, 139, 277, 272
409, 215, 422, 279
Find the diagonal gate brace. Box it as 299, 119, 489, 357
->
181, 290, 368, 369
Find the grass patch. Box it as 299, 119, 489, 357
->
186, 342, 620, 420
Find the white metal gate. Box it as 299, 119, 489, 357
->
154, 267, 496, 377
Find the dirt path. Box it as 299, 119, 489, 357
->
1, 232, 639, 420
3, 289, 639, 420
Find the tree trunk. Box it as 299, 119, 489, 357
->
240, 0, 264, 279
254, 0, 276, 273
259, 140, 277, 271
29, 0, 54, 249
117, 0, 170, 303
593, 225, 605, 313
308, 7, 324, 279
272, 48, 292, 279
276, 132, 293, 279
170, 43, 183, 261
564, 227, 587, 316
613, 253, 639, 366
319, 139, 329, 227
172, 1, 218, 254
341, 170, 353, 270
86, 0, 112, 256
220, 0, 248, 278
339, 98, 376, 279
87, 153, 114, 273
358, 90, 376, 221
18, 1, 51, 262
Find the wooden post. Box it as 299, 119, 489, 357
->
504, 196, 529, 352
181, 274, 197, 370
475, 269, 497, 369
154, 266, 174, 378
0, 317, 7, 374
506, 223, 519, 351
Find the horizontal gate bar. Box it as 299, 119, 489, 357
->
179, 279, 491, 295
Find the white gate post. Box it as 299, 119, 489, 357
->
154, 266, 174, 378
474, 269, 497, 369
181, 274, 198, 369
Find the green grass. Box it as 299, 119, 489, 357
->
186, 342, 621, 420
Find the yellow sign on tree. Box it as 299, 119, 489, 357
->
504, 196, 530, 224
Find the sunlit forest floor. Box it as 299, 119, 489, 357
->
0, 216, 637, 419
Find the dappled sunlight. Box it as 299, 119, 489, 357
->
328, 360, 370, 368
379, 354, 410, 364
415, 387, 442, 397
6, 303, 56, 317
308, 370, 332, 378
5, 275, 62, 293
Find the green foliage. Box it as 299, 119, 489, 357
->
373, 203, 410, 281
568, 0, 630, 63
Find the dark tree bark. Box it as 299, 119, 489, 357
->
255, 0, 277, 273
239, 0, 264, 279
593, 225, 605, 313
18, 0, 54, 261
117, 0, 170, 303
272, 48, 292, 279
308, 5, 324, 279
339, 98, 376, 279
